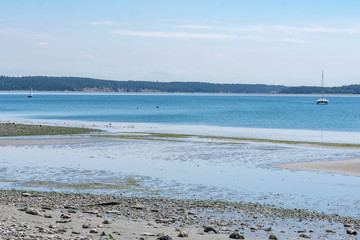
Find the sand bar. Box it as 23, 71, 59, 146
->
280, 158, 360, 176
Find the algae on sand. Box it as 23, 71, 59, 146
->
0, 123, 101, 137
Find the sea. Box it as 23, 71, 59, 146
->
1, 93, 360, 132
0, 92, 359, 217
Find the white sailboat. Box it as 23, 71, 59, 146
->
316, 70, 328, 105
27, 88, 33, 98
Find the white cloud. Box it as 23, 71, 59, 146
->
37, 41, 50, 48
90, 21, 113, 25
110, 30, 240, 39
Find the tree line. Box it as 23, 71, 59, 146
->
1, 76, 360, 94
279, 85, 360, 94
0, 76, 285, 93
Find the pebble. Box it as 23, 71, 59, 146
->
204, 225, 219, 234
177, 229, 188, 237
157, 234, 172, 240
156, 218, 175, 224
141, 232, 156, 236
25, 208, 39, 216
83, 210, 99, 214
82, 223, 91, 229
21, 192, 32, 197
102, 219, 110, 224
56, 218, 71, 223
250, 226, 259, 231
229, 231, 245, 239
131, 204, 145, 210
269, 233, 278, 240
346, 228, 357, 235
60, 213, 71, 219
299, 233, 311, 238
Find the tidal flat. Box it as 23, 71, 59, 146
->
0, 122, 359, 239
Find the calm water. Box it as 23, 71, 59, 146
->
1, 93, 360, 132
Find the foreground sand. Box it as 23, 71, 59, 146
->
0, 190, 359, 240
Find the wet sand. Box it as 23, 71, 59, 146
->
1, 124, 359, 238
280, 158, 360, 176
1, 135, 359, 177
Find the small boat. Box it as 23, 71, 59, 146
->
27, 88, 33, 98
316, 71, 328, 105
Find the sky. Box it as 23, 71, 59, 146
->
1, 0, 360, 86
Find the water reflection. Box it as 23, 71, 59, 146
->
0, 139, 359, 217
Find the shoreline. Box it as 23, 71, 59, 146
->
1, 90, 360, 96
3, 117, 360, 144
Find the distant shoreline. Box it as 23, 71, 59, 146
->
1, 90, 360, 96
2, 75, 360, 94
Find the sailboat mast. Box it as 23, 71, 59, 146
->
321, 70, 324, 99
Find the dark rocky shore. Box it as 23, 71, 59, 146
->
0, 190, 358, 239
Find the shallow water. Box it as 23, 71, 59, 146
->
1, 138, 359, 217
1, 93, 360, 218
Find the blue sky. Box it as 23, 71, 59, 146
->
1, 0, 360, 86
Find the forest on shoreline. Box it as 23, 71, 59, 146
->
1, 75, 360, 94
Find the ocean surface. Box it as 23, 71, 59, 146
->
1, 92, 360, 132
0, 92, 360, 217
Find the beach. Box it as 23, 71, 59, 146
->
0, 189, 358, 240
